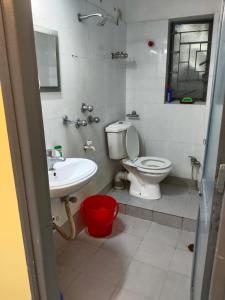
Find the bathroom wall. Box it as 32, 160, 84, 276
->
31, 0, 126, 225
125, 4, 221, 179
125, 0, 221, 23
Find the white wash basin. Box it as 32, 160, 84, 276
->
48, 158, 98, 199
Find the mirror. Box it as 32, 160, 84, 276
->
34, 26, 61, 92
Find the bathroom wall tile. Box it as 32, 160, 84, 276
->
124, 0, 220, 24
126, 18, 218, 179
32, 0, 127, 225
153, 211, 183, 229
182, 218, 197, 232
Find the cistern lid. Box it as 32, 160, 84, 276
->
126, 125, 140, 161
105, 121, 131, 133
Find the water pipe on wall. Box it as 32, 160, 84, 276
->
189, 156, 201, 193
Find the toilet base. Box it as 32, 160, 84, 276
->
129, 181, 161, 200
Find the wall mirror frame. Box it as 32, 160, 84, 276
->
34, 26, 61, 92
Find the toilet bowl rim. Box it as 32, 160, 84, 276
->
122, 156, 172, 170
137, 165, 172, 175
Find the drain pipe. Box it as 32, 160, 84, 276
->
114, 171, 129, 190
53, 196, 77, 240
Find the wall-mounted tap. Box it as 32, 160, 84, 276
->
81, 103, 94, 113
75, 119, 88, 128
63, 115, 88, 128
83, 140, 96, 152
189, 156, 201, 167
63, 115, 75, 125
88, 115, 100, 124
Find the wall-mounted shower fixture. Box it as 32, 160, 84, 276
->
81, 103, 94, 113
112, 51, 128, 59
88, 116, 100, 124
63, 115, 87, 128
77, 11, 120, 27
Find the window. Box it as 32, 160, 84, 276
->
166, 18, 213, 103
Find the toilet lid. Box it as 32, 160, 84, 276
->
126, 126, 140, 161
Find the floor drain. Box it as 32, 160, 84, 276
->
188, 243, 194, 252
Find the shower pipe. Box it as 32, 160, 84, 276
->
52, 196, 76, 240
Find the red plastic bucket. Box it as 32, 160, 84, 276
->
81, 195, 119, 237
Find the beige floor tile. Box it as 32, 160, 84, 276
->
169, 249, 193, 277
111, 288, 153, 300
134, 239, 175, 271
143, 222, 180, 247
115, 213, 151, 237
64, 273, 116, 300
77, 228, 106, 247
159, 272, 191, 300
81, 248, 131, 285
121, 260, 167, 299
102, 231, 142, 258
58, 239, 98, 269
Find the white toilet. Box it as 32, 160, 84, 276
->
105, 121, 172, 200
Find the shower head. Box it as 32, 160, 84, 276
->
77, 12, 119, 26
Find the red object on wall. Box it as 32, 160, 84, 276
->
148, 40, 155, 47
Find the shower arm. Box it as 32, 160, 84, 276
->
78, 13, 103, 22
77, 12, 119, 26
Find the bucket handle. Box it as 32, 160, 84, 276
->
112, 202, 119, 220
102, 202, 119, 226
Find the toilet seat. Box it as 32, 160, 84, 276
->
136, 157, 172, 170
123, 156, 172, 173
124, 126, 172, 173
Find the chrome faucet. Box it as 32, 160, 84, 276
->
46, 149, 66, 171
83, 140, 96, 152
63, 115, 88, 128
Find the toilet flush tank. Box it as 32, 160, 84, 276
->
105, 121, 131, 160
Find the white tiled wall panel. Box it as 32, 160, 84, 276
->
126, 16, 219, 179
31, 0, 126, 225
125, 0, 221, 23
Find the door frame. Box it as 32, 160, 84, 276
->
0, 0, 58, 299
